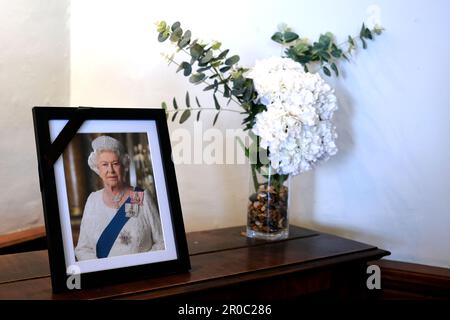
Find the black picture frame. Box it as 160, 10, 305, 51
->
32, 106, 190, 293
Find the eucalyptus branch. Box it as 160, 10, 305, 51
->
157, 21, 256, 126
163, 53, 240, 107
271, 23, 384, 77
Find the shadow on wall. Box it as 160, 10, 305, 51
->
290, 83, 356, 222
287, 84, 398, 250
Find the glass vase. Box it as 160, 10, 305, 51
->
246, 164, 290, 240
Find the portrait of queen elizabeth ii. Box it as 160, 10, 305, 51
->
74, 135, 165, 261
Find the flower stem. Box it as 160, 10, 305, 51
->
250, 164, 259, 193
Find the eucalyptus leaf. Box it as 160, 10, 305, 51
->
176, 62, 192, 76
183, 64, 192, 76
170, 27, 183, 42
225, 55, 240, 66
195, 96, 202, 108
242, 88, 251, 102
271, 32, 284, 44
243, 85, 253, 102
196, 110, 202, 121
213, 112, 219, 126
331, 62, 339, 76
224, 85, 230, 98
211, 41, 221, 50
360, 23, 366, 37
283, 31, 299, 43
360, 37, 367, 49
178, 32, 191, 48
213, 94, 221, 110
173, 97, 178, 110
185, 91, 191, 108
319, 51, 331, 61
348, 36, 355, 48
203, 83, 215, 91
217, 49, 229, 60
156, 21, 167, 33
323, 66, 331, 77
220, 66, 231, 73
171, 111, 178, 122
190, 43, 204, 60
331, 44, 342, 58
182, 30, 191, 41
318, 34, 331, 48
178, 38, 189, 48
179, 109, 191, 124
189, 73, 205, 83
213, 79, 219, 94
171, 22, 181, 31
161, 101, 168, 119
201, 50, 213, 64
158, 31, 169, 42
293, 42, 309, 55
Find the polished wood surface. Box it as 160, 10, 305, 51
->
0, 226, 45, 249
0, 225, 389, 300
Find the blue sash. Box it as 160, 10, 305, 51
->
96, 187, 142, 259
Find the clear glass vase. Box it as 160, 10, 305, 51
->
246, 164, 290, 240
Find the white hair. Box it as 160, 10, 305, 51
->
87, 136, 130, 175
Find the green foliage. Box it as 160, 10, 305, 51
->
272, 23, 383, 77
156, 21, 259, 128
157, 20, 383, 129
179, 109, 191, 124
271, 31, 299, 44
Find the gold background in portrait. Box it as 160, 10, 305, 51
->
62, 132, 157, 246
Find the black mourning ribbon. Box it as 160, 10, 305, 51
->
44, 107, 92, 167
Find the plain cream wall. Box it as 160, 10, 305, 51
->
0, 0, 70, 234
70, 0, 450, 268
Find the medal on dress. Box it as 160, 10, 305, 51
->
125, 191, 144, 218
130, 191, 144, 205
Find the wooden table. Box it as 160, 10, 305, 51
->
0, 226, 389, 300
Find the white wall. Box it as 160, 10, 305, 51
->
2, 0, 449, 269
0, 0, 70, 234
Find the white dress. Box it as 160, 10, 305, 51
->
75, 188, 165, 261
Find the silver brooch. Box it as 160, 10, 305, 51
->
119, 230, 132, 245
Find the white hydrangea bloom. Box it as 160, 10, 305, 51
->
248, 57, 338, 175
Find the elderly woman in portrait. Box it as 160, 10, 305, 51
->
75, 135, 164, 261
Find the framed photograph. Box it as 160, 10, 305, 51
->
33, 107, 190, 293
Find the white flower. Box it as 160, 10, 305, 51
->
248, 57, 338, 175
